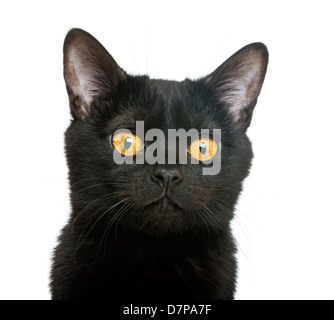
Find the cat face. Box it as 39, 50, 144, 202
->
63, 29, 268, 236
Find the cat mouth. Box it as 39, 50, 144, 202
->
145, 195, 182, 210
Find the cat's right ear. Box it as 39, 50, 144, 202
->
63, 28, 126, 120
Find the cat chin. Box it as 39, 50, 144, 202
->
128, 201, 186, 237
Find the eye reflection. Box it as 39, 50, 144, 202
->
189, 138, 218, 161
112, 132, 143, 156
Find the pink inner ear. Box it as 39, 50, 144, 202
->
67, 52, 96, 107
224, 63, 263, 122
63, 29, 127, 120
205, 43, 268, 129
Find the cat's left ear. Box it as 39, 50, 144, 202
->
205, 43, 268, 131
63, 28, 126, 120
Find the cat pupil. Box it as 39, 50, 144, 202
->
199, 142, 207, 155
124, 136, 133, 150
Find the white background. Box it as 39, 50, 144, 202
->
1, 0, 333, 300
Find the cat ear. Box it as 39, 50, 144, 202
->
205, 43, 268, 131
63, 28, 126, 120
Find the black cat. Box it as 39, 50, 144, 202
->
50, 28, 268, 300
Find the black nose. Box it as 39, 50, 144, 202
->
152, 167, 182, 193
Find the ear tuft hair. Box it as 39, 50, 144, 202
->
63, 28, 126, 120
205, 43, 269, 130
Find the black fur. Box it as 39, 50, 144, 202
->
50, 29, 268, 300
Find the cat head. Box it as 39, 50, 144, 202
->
63, 28, 268, 236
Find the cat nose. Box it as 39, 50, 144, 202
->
152, 167, 182, 192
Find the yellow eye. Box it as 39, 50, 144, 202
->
112, 131, 143, 156
188, 138, 218, 161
